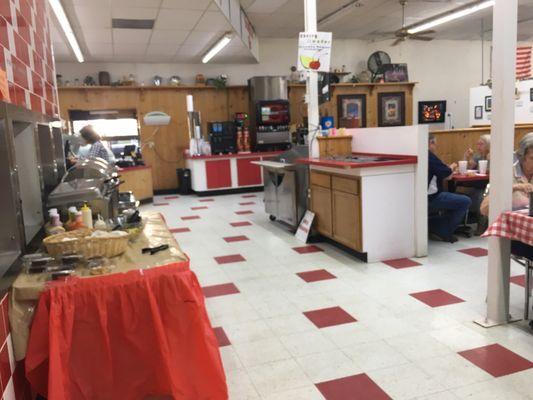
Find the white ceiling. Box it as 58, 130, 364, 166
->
52, 0, 257, 63
52, 0, 533, 63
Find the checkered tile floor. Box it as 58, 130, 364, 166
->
142, 193, 533, 400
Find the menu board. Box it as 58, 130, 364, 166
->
297, 32, 332, 73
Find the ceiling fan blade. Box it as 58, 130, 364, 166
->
413, 29, 436, 35
410, 36, 434, 41
392, 37, 404, 46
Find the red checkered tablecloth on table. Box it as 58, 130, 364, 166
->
482, 209, 533, 247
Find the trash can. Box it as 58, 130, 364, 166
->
177, 168, 192, 195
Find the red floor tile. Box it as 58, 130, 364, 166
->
316, 373, 391, 400
458, 247, 488, 257
191, 206, 208, 210
410, 289, 465, 308
239, 201, 255, 206
303, 306, 357, 328
223, 235, 249, 243
202, 283, 240, 298
293, 245, 324, 254
153, 202, 169, 206
297, 269, 337, 283
181, 215, 200, 220
235, 210, 254, 215
213, 327, 231, 347
242, 194, 257, 198
199, 198, 214, 202
459, 344, 533, 377
163, 195, 179, 200
214, 254, 246, 264
510, 275, 525, 287
170, 227, 190, 233
230, 221, 252, 227
383, 258, 422, 269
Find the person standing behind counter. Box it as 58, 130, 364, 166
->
69, 125, 115, 165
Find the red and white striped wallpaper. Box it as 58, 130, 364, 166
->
0, 0, 59, 117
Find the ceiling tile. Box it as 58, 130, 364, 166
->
150, 30, 190, 45
73, 5, 112, 28
110, 0, 162, 7
82, 29, 112, 44
112, 29, 152, 44
161, 0, 211, 10
86, 42, 113, 56
154, 9, 203, 30
182, 31, 220, 48
195, 11, 232, 32
111, 7, 159, 19
114, 43, 148, 56
247, 0, 289, 14
146, 43, 181, 56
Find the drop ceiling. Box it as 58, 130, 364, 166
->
53, 0, 533, 63
52, 0, 257, 63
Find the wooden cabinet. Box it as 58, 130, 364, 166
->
311, 185, 332, 236
119, 166, 153, 201
310, 170, 362, 252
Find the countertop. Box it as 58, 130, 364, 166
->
185, 151, 284, 160
297, 153, 418, 169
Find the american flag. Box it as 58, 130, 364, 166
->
516, 45, 532, 80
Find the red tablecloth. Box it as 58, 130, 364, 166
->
25, 262, 228, 400
482, 209, 533, 246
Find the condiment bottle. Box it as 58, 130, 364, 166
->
68, 212, 86, 231
81, 203, 93, 229
94, 214, 107, 230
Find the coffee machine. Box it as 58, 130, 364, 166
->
248, 76, 291, 151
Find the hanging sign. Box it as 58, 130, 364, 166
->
295, 210, 315, 243
297, 32, 332, 73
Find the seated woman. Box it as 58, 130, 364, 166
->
464, 134, 490, 170
480, 132, 533, 216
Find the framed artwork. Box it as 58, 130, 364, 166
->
485, 96, 492, 112
418, 100, 446, 124
530, 88, 533, 101
474, 106, 483, 120
337, 94, 367, 128
377, 92, 405, 127
382, 63, 409, 83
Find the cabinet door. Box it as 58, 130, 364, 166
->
310, 185, 332, 236
206, 159, 232, 189
332, 190, 361, 251
237, 157, 262, 186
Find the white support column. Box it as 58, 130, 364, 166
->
481, 0, 518, 327
304, 0, 320, 158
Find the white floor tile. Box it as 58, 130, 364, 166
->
233, 337, 292, 368
341, 339, 410, 372
246, 359, 312, 397
295, 349, 363, 383
279, 330, 337, 358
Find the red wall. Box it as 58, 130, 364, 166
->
0, 0, 58, 117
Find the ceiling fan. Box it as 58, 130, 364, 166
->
392, 0, 436, 46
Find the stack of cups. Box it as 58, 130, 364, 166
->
479, 160, 488, 175
458, 160, 468, 175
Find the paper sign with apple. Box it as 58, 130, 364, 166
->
297, 32, 332, 73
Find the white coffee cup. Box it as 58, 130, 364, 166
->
458, 160, 468, 174
479, 160, 488, 175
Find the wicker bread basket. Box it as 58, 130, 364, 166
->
43, 229, 129, 258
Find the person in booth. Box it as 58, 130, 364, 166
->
428, 134, 472, 243
464, 134, 491, 170
480, 132, 533, 216
69, 125, 115, 165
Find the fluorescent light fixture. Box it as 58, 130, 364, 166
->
48, 0, 84, 63
202, 33, 233, 64
318, 0, 361, 27
407, 0, 494, 34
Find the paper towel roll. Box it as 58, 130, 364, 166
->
186, 95, 194, 112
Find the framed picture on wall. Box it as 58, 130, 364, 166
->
337, 94, 367, 128
530, 88, 533, 101
485, 96, 492, 112
377, 92, 405, 127
418, 100, 446, 124
474, 105, 483, 120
